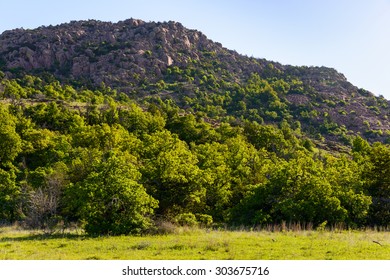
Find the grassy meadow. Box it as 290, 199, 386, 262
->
0, 225, 389, 260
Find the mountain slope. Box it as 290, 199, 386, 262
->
0, 19, 389, 145
0, 19, 234, 87
1, 19, 390, 231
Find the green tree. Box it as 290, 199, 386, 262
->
194, 142, 232, 221
64, 152, 157, 235
0, 105, 22, 165
325, 156, 371, 225
166, 114, 219, 144
3, 80, 28, 99
21, 130, 72, 169
363, 143, 390, 226
71, 123, 140, 153
231, 154, 350, 226
225, 135, 275, 206
0, 168, 21, 222
243, 121, 289, 157
25, 102, 83, 132
118, 103, 165, 136
140, 131, 203, 217
352, 136, 371, 157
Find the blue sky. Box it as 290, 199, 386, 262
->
1, 0, 389, 99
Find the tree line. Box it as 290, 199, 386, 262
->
0, 73, 389, 235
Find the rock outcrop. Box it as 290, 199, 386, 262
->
0, 19, 231, 90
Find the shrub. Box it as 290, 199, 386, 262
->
195, 214, 213, 227
64, 152, 157, 235
174, 213, 198, 227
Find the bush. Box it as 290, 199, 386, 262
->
64, 152, 157, 235
174, 213, 198, 227
195, 214, 213, 227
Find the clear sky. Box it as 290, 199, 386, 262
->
1, 0, 389, 99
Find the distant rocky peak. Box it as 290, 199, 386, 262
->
0, 19, 216, 88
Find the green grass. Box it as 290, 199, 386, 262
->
0, 226, 389, 260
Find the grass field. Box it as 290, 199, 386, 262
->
0, 226, 389, 260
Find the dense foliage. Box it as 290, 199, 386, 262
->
0, 72, 389, 235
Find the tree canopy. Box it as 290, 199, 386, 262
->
0, 73, 389, 234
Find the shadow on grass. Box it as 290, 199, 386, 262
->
0, 232, 87, 242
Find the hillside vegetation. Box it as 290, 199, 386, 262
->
0, 19, 389, 235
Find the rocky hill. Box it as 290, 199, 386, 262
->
0, 19, 389, 145
1, 19, 390, 230
0, 19, 237, 87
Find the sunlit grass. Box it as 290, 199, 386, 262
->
0, 225, 389, 260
